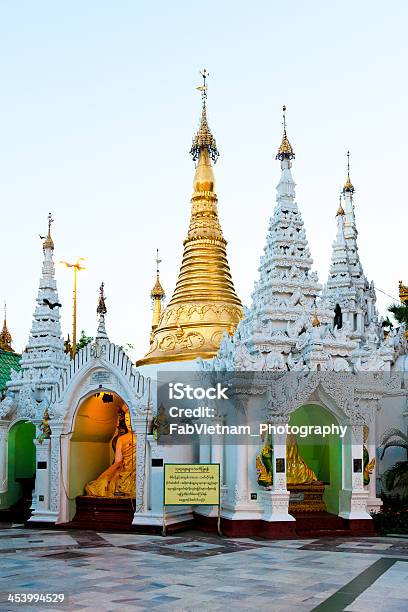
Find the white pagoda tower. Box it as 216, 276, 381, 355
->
5, 214, 68, 412
211, 106, 347, 372
322, 154, 378, 343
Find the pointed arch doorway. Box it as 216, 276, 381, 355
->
67, 390, 137, 529
288, 403, 342, 516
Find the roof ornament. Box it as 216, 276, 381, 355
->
190, 68, 219, 163
42, 212, 55, 250
276, 105, 295, 160
343, 150, 355, 194
336, 191, 345, 216
0, 301, 12, 352
151, 249, 165, 299
97, 282, 107, 316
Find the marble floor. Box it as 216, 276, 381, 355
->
0, 524, 408, 611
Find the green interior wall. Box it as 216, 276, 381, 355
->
0, 421, 35, 509
289, 404, 342, 514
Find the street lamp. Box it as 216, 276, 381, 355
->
60, 258, 86, 357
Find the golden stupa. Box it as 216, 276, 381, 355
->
137, 71, 243, 365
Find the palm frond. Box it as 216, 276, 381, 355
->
380, 427, 408, 448
383, 461, 408, 495
380, 441, 408, 460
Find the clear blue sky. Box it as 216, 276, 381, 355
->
0, 1, 406, 357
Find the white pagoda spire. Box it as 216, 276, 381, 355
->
323, 154, 378, 341
209, 107, 338, 372
326, 195, 355, 291
248, 106, 332, 342
7, 214, 68, 394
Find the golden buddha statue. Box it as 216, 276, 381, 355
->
85, 409, 136, 498
286, 434, 317, 485
256, 433, 317, 487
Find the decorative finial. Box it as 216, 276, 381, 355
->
156, 248, 162, 276
42, 212, 55, 250
151, 249, 165, 299
197, 68, 209, 106
190, 69, 219, 163
0, 300, 13, 352
343, 150, 354, 194
336, 192, 345, 216
276, 105, 295, 160
97, 282, 107, 316
64, 334, 72, 355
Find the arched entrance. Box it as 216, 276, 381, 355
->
67, 390, 136, 526
5, 420, 36, 520
289, 403, 342, 514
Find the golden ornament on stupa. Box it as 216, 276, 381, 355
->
137, 70, 243, 365
276, 105, 295, 160
0, 302, 13, 352
336, 193, 345, 216
343, 150, 354, 194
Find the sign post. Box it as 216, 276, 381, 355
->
163, 463, 221, 536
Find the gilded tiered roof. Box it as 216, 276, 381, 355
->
137, 72, 243, 365
0, 304, 13, 352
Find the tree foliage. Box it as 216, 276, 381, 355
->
388, 302, 408, 326
76, 330, 93, 351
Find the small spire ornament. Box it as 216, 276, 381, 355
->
42, 212, 55, 250
336, 192, 345, 216
276, 105, 295, 160
190, 68, 219, 163
97, 282, 107, 316
343, 150, 355, 194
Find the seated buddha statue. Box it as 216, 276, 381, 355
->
85, 408, 136, 498
256, 433, 317, 487
286, 433, 317, 485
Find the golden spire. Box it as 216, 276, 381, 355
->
336, 192, 345, 216
149, 249, 165, 343
343, 150, 354, 194
189, 69, 219, 165
0, 302, 13, 352
276, 105, 295, 160
42, 212, 54, 250
137, 71, 243, 365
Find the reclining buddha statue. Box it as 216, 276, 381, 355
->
85, 407, 136, 498
257, 433, 317, 487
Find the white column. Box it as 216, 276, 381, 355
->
339, 423, 370, 519
134, 419, 148, 515
197, 418, 224, 518
366, 406, 383, 513
261, 421, 294, 522
0, 423, 9, 498
30, 423, 62, 524
32, 439, 51, 513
